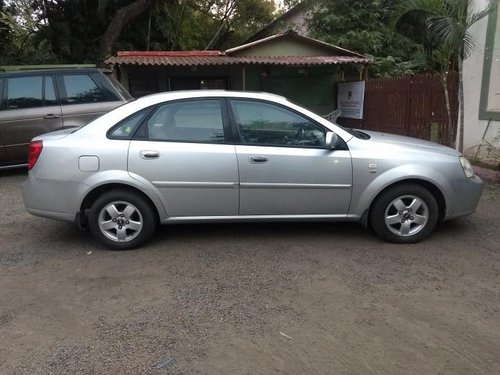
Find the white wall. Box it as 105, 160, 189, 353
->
463, 0, 500, 155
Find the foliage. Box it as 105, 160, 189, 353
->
0, 0, 11, 56
0, 0, 276, 65
0, 0, 58, 65
308, 0, 423, 77
392, 0, 495, 151
393, 0, 493, 60
173, 0, 275, 49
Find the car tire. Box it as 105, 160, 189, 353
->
370, 184, 438, 243
88, 189, 157, 250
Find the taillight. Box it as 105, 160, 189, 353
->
28, 140, 43, 170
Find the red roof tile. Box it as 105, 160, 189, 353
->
105, 54, 369, 66
117, 50, 222, 57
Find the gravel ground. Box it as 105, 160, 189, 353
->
0, 170, 499, 375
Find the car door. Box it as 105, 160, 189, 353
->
229, 99, 352, 216
0, 74, 62, 165
127, 98, 239, 217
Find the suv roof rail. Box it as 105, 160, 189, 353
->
0, 64, 96, 72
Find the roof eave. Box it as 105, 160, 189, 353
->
226, 30, 367, 59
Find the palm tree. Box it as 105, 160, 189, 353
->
393, 0, 494, 152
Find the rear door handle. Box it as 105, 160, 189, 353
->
140, 150, 160, 159
249, 155, 268, 163
44, 113, 61, 119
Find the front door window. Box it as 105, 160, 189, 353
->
230, 99, 326, 147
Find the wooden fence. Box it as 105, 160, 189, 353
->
338, 74, 458, 147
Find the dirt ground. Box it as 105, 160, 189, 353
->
0, 169, 499, 375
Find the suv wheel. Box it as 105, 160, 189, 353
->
370, 184, 438, 243
88, 190, 156, 250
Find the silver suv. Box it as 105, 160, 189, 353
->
0, 68, 132, 169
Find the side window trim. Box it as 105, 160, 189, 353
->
226, 98, 330, 149
220, 98, 235, 143
54, 74, 67, 103
41, 75, 46, 105
0, 78, 4, 110
42, 75, 60, 106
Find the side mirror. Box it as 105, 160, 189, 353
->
325, 131, 339, 149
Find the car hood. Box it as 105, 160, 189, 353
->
359, 130, 460, 156
33, 128, 75, 141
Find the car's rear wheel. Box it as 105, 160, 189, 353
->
370, 184, 438, 243
88, 190, 156, 250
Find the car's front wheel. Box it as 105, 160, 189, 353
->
88, 190, 157, 250
370, 184, 438, 243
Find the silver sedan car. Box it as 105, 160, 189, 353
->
23, 91, 483, 250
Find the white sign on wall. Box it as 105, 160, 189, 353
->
337, 81, 366, 119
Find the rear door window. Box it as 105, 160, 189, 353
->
146, 99, 227, 143
62, 74, 107, 104
3, 75, 59, 110
5, 76, 43, 109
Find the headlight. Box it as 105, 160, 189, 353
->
459, 156, 475, 178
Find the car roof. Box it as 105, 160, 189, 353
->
78, 88, 354, 144
134, 90, 288, 106
0, 68, 110, 76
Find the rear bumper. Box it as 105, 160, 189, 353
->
25, 207, 75, 222
22, 175, 80, 223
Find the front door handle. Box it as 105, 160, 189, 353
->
249, 155, 268, 163
140, 150, 160, 159
44, 113, 61, 119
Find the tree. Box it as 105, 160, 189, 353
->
34, 0, 159, 63
98, 0, 158, 61
0, 0, 57, 64
392, 0, 494, 151
31, 0, 276, 65
0, 0, 12, 57
309, 0, 423, 77
413, 42, 456, 145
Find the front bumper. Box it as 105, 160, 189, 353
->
444, 175, 484, 220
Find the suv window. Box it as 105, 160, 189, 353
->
230, 100, 326, 147
4, 76, 58, 110
62, 74, 107, 104
146, 100, 226, 143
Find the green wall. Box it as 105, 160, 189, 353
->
231, 38, 337, 57
118, 64, 338, 115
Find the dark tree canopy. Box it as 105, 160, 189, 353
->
0, 0, 276, 65
308, 0, 423, 77
0, 0, 436, 78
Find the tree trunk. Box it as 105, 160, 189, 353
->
439, 72, 454, 147
457, 56, 465, 152
98, 0, 154, 65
